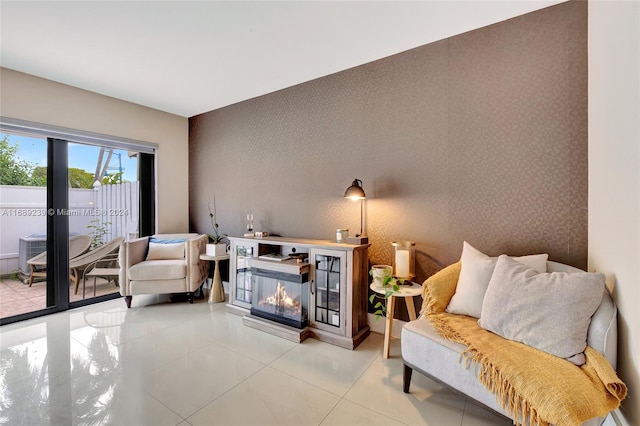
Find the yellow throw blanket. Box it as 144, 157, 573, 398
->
421, 262, 627, 426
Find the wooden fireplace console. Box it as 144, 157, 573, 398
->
226, 235, 370, 350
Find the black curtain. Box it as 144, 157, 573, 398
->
46, 138, 69, 310
139, 152, 155, 237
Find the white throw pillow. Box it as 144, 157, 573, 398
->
446, 241, 548, 318
478, 255, 605, 365
145, 242, 185, 260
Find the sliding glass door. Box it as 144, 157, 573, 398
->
0, 122, 154, 325
67, 143, 139, 303
0, 133, 49, 318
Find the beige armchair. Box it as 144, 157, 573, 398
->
119, 233, 208, 308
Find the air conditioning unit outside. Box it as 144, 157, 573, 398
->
18, 233, 79, 276
18, 234, 47, 275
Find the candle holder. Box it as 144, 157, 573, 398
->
392, 241, 415, 280
244, 212, 255, 237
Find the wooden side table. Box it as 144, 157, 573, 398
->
200, 253, 230, 303
370, 281, 422, 358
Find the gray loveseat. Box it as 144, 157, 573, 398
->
401, 261, 618, 426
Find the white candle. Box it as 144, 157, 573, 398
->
395, 249, 410, 278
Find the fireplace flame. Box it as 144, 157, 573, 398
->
261, 282, 299, 310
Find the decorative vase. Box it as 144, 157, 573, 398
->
206, 243, 227, 256
371, 265, 393, 288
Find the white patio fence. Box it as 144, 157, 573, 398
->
0, 182, 138, 275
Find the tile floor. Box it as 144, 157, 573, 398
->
0, 294, 513, 426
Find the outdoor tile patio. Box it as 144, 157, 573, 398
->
0, 276, 118, 319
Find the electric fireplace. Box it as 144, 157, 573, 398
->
250, 268, 309, 329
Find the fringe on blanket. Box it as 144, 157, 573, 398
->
428, 312, 549, 426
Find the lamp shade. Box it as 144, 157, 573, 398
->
344, 179, 366, 200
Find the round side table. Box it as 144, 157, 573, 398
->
370, 281, 422, 359
200, 253, 230, 303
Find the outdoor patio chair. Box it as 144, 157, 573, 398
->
69, 236, 124, 294
80, 252, 121, 298
26, 235, 92, 286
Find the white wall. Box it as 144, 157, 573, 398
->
0, 186, 94, 274
588, 2, 640, 425
0, 68, 189, 234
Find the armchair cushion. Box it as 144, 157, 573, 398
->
146, 242, 185, 260
128, 260, 186, 281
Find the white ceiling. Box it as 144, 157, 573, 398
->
1, 1, 564, 118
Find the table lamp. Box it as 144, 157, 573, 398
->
344, 178, 368, 244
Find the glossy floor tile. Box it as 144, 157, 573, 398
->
0, 295, 514, 425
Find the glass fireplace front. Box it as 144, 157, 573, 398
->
250, 268, 309, 329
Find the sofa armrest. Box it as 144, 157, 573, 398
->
127, 237, 149, 267
185, 234, 208, 291
119, 237, 149, 297
420, 261, 461, 315
588, 288, 618, 370
118, 241, 127, 296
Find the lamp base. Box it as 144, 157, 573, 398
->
346, 236, 369, 245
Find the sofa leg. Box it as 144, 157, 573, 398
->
187, 292, 194, 304
403, 364, 413, 393
125, 296, 132, 308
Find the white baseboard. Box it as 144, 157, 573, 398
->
367, 313, 406, 339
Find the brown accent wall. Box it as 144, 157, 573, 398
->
189, 1, 587, 281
